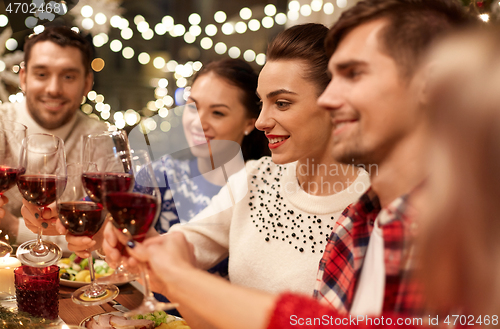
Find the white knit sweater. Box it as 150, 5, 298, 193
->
169, 157, 371, 295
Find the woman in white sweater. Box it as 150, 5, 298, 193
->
101, 23, 370, 297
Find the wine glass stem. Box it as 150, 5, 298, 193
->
32, 225, 48, 256
139, 262, 154, 299
86, 252, 106, 298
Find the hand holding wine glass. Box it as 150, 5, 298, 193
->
0, 120, 27, 256
57, 162, 119, 305
16, 133, 66, 267
104, 149, 178, 316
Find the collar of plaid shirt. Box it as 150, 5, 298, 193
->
313, 187, 423, 315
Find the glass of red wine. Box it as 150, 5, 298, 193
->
104, 149, 177, 316
0, 120, 27, 257
16, 133, 67, 267
81, 131, 136, 284
57, 162, 119, 305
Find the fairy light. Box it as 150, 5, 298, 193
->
155, 23, 167, 35
138, 52, 150, 65
142, 29, 154, 40
0, 15, 8, 27
166, 60, 178, 72
228, 46, 241, 59
222, 22, 234, 35
275, 13, 287, 25
184, 32, 196, 44
214, 11, 227, 23
255, 53, 266, 66
110, 15, 121, 28
122, 47, 134, 59
215, 42, 227, 54
248, 19, 260, 31
87, 91, 97, 101
188, 13, 201, 25
134, 15, 145, 25
205, 24, 217, 36
189, 25, 202, 36
300, 5, 312, 16
243, 49, 256, 62
264, 4, 277, 16
162, 16, 174, 29
110, 40, 122, 52
200, 37, 213, 50
323, 3, 334, 15
119, 18, 129, 30
337, 0, 347, 8
137, 21, 149, 33
95, 13, 107, 25
479, 13, 490, 22
34, 25, 44, 34
153, 57, 166, 69
5, 39, 17, 51
82, 18, 94, 30
81, 5, 93, 17
121, 27, 133, 40
287, 11, 299, 21
289, 1, 300, 11
262, 17, 274, 29
240, 7, 252, 20
311, 0, 323, 12
235, 21, 247, 34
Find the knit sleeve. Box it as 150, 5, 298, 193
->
266, 293, 419, 329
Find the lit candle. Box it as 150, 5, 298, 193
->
0, 256, 21, 300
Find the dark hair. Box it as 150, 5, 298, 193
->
326, 0, 475, 79
24, 26, 94, 75
192, 58, 270, 161
267, 23, 330, 94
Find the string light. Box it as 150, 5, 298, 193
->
311, 0, 323, 12
188, 13, 201, 25
235, 21, 247, 34
240, 7, 252, 20
215, 42, 227, 54
155, 23, 168, 35
214, 11, 227, 23
200, 37, 213, 50
264, 4, 277, 16
0, 15, 8, 27
5, 39, 17, 51
189, 25, 202, 36
324, 3, 335, 15
262, 17, 274, 29
81, 5, 93, 17
205, 24, 217, 36
300, 5, 312, 16
138, 52, 150, 65
109, 39, 122, 52
228, 46, 241, 59
120, 27, 133, 40
275, 13, 287, 25
222, 22, 234, 35
337, 0, 347, 8
95, 13, 107, 25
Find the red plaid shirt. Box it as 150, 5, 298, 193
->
313, 188, 423, 315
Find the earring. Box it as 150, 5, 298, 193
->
244, 130, 250, 136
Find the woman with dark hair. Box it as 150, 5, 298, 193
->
102, 23, 370, 299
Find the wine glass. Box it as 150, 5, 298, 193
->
16, 133, 66, 267
81, 131, 136, 284
57, 163, 119, 306
104, 149, 177, 316
0, 121, 27, 257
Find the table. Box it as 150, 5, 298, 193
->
58, 283, 144, 325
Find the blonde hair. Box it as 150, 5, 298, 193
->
420, 26, 500, 316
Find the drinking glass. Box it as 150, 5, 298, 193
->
16, 134, 66, 267
104, 150, 177, 316
81, 131, 136, 284
57, 163, 119, 306
0, 121, 27, 257
14, 265, 60, 320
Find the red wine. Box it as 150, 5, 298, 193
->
17, 175, 58, 206
82, 172, 133, 204
58, 201, 104, 237
0, 166, 22, 194
104, 192, 157, 242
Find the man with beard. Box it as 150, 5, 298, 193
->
0, 26, 106, 248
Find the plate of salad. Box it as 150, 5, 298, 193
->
57, 253, 124, 288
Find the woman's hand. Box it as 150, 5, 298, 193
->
64, 214, 110, 258
20, 199, 62, 235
